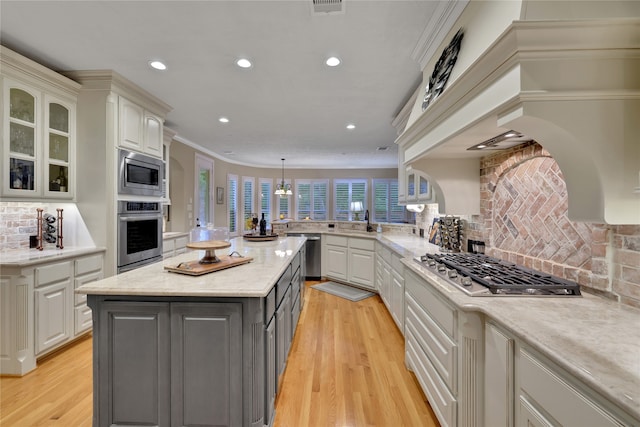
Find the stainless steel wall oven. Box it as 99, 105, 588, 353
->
117, 201, 163, 273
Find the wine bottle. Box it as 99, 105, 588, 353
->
58, 167, 67, 192
259, 213, 267, 236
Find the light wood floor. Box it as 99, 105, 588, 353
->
0, 282, 439, 426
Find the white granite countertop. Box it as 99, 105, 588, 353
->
0, 246, 106, 268
76, 236, 305, 298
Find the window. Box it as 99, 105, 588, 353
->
296, 180, 328, 220
334, 179, 367, 221
242, 176, 255, 232
227, 174, 238, 235
372, 179, 405, 223
259, 178, 272, 225
276, 179, 291, 219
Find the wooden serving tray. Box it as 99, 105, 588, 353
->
165, 255, 253, 276
243, 234, 279, 241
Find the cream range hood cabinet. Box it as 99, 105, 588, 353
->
396, 19, 640, 225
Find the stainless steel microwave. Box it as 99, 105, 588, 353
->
118, 149, 163, 197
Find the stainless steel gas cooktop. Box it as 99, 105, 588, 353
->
416, 252, 581, 297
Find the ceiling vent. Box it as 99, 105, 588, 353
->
376, 146, 389, 152
311, 0, 344, 15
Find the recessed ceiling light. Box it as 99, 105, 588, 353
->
149, 60, 167, 71
326, 56, 341, 67
236, 58, 252, 68
219, 117, 229, 123
346, 123, 355, 130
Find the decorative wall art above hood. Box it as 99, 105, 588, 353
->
396, 18, 640, 225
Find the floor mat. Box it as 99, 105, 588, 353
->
311, 281, 375, 302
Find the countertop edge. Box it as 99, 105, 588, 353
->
0, 246, 107, 268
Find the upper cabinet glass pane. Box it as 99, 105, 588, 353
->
49, 103, 69, 132
9, 88, 35, 123
419, 175, 429, 195
407, 173, 415, 196
49, 133, 69, 162
10, 122, 35, 156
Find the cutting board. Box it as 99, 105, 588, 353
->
165, 255, 253, 276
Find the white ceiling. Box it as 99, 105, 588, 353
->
1, 0, 457, 169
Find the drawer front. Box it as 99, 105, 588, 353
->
265, 287, 276, 322
74, 270, 103, 305
390, 253, 404, 272
175, 236, 189, 249
75, 254, 103, 276
35, 261, 71, 287
406, 293, 457, 391
518, 349, 624, 427
406, 331, 456, 427
276, 265, 292, 303
163, 239, 175, 253
349, 237, 375, 251
406, 271, 456, 339
74, 304, 93, 335
377, 243, 391, 263
325, 234, 348, 247
291, 250, 301, 275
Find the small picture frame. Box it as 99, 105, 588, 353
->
216, 187, 224, 204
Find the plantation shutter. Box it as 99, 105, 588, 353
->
312, 181, 328, 220
228, 174, 238, 234
297, 182, 311, 219
260, 179, 272, 224
335, 182, 349, 220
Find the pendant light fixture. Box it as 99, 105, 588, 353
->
275, 158, 293, 197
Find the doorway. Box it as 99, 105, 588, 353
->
195, 154, 214, 227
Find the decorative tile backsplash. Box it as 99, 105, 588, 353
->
459, 142, 639, 307
0, 202, 95, 252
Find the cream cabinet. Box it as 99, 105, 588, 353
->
400, 166, 434, 205
163, 233, 189, 258
119, 96, 163, 158
375, 242, 404, 332
324, 235, 375, 289
324, 235, 348, 281
517, 348, 633, 427
1, 250, 104, 375
1, 46, 79, 200
483, 321, 638, 427
35, 261, 72, 355
404, 268, 484, 427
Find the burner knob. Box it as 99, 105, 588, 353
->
437, 264, 447, 273
447, 270, 458, 279
427, 260, 436, 267
461, 276, 472, 287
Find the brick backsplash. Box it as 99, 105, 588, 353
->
461, 142, 640, 307
0, 202, 42, 251
0, 201, 93, 252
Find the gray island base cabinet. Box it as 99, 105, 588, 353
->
90, 297, 247, 427
84, 241, 305, 427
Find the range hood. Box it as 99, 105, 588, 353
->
396, 19, 640, 225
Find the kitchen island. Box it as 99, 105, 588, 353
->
76, 236, 305, 427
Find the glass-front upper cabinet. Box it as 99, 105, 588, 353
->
44, 95, 74, 198
5, 83, 39, 196
2, 76, 77, 199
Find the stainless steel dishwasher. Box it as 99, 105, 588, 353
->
287, 233, 321, 280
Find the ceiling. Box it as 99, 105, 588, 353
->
0, 0, 459, 170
